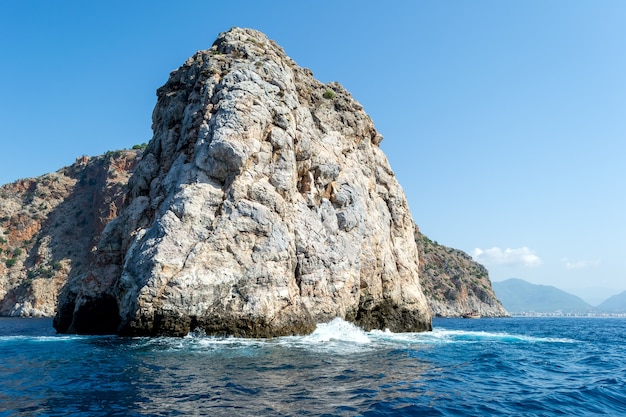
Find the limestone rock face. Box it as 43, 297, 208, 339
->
54, 28, 432, 336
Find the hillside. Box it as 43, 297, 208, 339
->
0, 150, 142, 316
597, 290, 626, 313
492, 278, 594, 314
416, 232, 508, 317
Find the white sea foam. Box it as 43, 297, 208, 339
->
365, 327, 576, 346
179, 317, 372, 353
259, 318, 375, 354
305, 317, 371, 344
167, 319, 576, 355
0, 335, 90, 343
404, 328, 577, 344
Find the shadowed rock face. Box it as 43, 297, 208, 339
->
54, 27, 432, 337
0, 151, 141, 317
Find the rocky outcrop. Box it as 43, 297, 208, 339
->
2, 29, 507, 330
0, 151, 142, 316
53, 28, 432, 337
416, 231, 508, 317
0, 153, 507, 323
1, 29, 508, 329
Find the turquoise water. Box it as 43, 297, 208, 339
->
1, 317, 625, 416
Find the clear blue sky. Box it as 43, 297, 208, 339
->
1, 1, 625, 301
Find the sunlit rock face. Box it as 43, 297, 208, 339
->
54, 28, 432, 337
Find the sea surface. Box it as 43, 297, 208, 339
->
1, 317, 625, 416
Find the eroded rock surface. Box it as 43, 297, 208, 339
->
416, 231, 508, 317
0, 151, 141, 316
54, 28, 432, 336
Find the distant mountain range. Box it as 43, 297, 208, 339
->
563, 286, 620, 306
492, 278, 626, 315
596, 291, 626, 313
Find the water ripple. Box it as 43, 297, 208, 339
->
1, 317, 626, 416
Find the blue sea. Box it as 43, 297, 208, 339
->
1, 317, 625, 416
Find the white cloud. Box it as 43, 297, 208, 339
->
472, 246, 542, 267
562, 258, 600, 270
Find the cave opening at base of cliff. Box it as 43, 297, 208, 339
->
70, 294, 121, 335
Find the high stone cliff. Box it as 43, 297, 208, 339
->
0, 151, 141, 316
53, 28, 433, 336
1, 29, 506, 328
